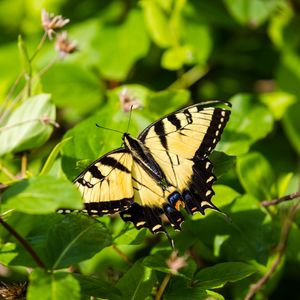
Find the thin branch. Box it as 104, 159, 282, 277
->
155, 273, 172, 300
21, 153, 28, 178
111, 244, 132, 265
0, 32, 48, 122
29, 32, 47, 63
244, 202, 300, 300
0, 164, 17, 180
168, 65, 209, 90
261, 192, 300, 207
0, 71, 25, 121
0, 217, 46, 270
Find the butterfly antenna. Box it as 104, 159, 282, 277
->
96, 124, 123, 135
125, 105, 134, 134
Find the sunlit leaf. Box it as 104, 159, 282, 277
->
27, 269, 80, 300
2, 175, 83, 214
73, 273, 121, 299
259, 91, 296, 120
47, 214, 112, 269
217, 94, 274, 156
237, 152, 276, 200
40, 137, 72, 176
141, 0, 173, 48
194, 262, 257, 289
0, 94, 55, 156
224, 0, 282, 26
282, 100, 300, 156
93, 9, 150, 81
116, 261, 156, 300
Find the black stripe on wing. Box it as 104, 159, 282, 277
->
66, 148, 135, 216
101, 156, 131, 173
84, 198, 133, 215
195, 108, 230, 158
120, 203, 165, 233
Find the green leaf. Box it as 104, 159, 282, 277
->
147, 89, 190, 116
210, 151, 236, 178
73, 273, 121, 299
259, 91, 296, 120
2, 175, 83, 214
185, 194, 274, 264
194, 262, 257, 289
277, 172, 294, 197
61, 104, 131, 180
237, 152, 275, 200
206, 290, 225, 300
185, 21, 212, 64
141, 0, 173, 48
224, 0, 282, 26
0, 94, 55, 156
93, 9, 150, 80
217, 94, 274, 156
213, 185, 240, 208
277, 51, 300, 99
213, 235, 230, 257
41, 64, 103, 121
40, 137, 72, 176
161, 45, 192, 70
27, 269, 80, 300
268, 2, 293, 49
286, 224, 300, 262
114, 225, 147, 245
142, 250, 173, 274
46, 215, 112, 269
164, 277, 207, 300
282, 100, 300, 156
116, 261, 156, 300
0, 242, 18, 266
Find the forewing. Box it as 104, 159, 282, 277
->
74, 149, 134, 215
138, 103, 231, 214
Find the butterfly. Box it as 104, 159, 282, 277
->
73, 101, 231, 238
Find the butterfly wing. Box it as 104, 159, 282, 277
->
136, 102, 231, 223
73, 101, 230, 235
120, 161, 184, 233
74, 148, 134, 215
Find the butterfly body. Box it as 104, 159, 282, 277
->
73, 101, 231, 235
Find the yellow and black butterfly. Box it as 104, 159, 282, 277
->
73, 101, 231, 236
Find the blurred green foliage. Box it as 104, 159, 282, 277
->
0, 0, 300, 299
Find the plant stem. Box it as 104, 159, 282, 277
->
29, 32, 47, 63
111, 244, 132, 265
0, 32, 48, 121
21, 152, 27, 178
0, 164, 17, 180
155, 273, 172, 300
261, 192, 300, 207
244, 202, 300, 300
168, 65, 209, 90
0, 217, 46, 270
